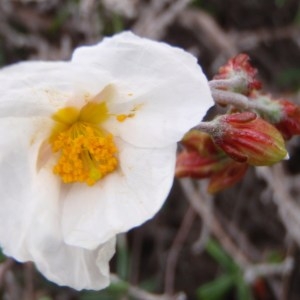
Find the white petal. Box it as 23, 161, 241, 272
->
0, 118, 115, 290
0, 117, 51, 259
0, 61, 112, 118
62, 140, 177, 249
26, 167, 116, 290
72, 31, 214, 147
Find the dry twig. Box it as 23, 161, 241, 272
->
0, 259, 14, 287
244, 257, 294, 284
180, 176, 295, 297
180, 178, 250, 268
256, 165, 300, 246
164, 205, 196, 295
133, 0, 191, 39
178, 8, 237, 57
110, 274, 186, 300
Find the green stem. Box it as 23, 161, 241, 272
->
209, 76, 246, 90
211, 89, 278, 116
211, 89, 250, 109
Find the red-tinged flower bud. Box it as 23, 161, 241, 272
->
181, 130, 220, 156
275, 99, 300, 140
176, 130, 248, 193
176, 150, 222, 178
209, 112, 287, 166
214, 54, 262, 94
176, 131, 227, 178
208, 160, 248, 194
249, 91, 300, 140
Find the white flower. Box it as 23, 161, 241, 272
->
0, 32, 213, 290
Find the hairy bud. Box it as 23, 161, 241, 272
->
209, 112, 287, 166
214, 54, 262, 94
176, 131, 248, 193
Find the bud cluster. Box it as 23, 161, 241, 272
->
176, 130, 248, 193
213, 53, 262, 94
176, 54, 300, 193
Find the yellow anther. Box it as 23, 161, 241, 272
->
116, 114, 128, 122
116, 103, 143, 123
50, 102, 118, 185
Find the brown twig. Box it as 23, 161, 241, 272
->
110, 274, 186, 300
281, 242, 296, 300
256, 165, 300, 246
0, 259, 14, 287
129, 230, 142, 286
244, 257, 294, 284
216, 211, 262, 262
178, 8, 237, 58
4, 270, 22, 300
180, 177, 296, 300
178, 7, 300, 78
164, 205, 196, 295
180, 178, 250, 268
232, 25, 300, 51
23, 262, 35, 300
133, 0, 191, 39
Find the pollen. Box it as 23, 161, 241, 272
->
50, 102, 118, 186
116, 114, 134, 122
116, 104, 143, 122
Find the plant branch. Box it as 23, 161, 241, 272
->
164, 205, 196, 295
210, 88, 279, 116
244, 257, 294, 284
179, 178, 250, 268
209, 77, 246, 90
110, 274, 186, 300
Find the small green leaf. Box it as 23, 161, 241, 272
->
139, 277, 159, 292
235, 275, 253, 300
80, 281, 129, 300
266, 251, 284, 263
0, 250, 6, 263
197, 274, 235, 300
276, 68, 300, 91
116, 235, 130, 280
50, 9, 70, 34
275, 0, 286, 7
112, 14, 124, 33
294, 7, 300, 24
205, 239, 239, 273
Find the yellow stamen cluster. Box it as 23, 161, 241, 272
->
50, 102, 118, 185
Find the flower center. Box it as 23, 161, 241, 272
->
49, 102, 118, 186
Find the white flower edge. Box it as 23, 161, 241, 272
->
0, 31, 213, 289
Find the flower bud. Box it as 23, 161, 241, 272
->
176, 150, 221, 179
275, 99, 300, 139
209, 112, 287, 166
214, 54, 262, 94
208, 160, 248, 194
176, 131, 226, 178
250, 92, 300, 140
181, 130, 220, 156
176, 130, 248, 193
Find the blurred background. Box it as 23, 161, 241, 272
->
1, 0, 300, 299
